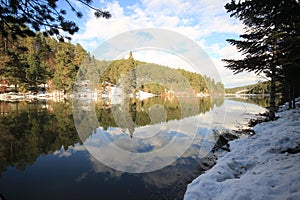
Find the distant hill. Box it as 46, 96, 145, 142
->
92, 55, 224, 96
225, 81, 281, 94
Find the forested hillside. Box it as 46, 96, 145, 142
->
98, 53, 224, 96
225, 81, 281, 95
0, 28, 87, 94
1, 30, 223, 96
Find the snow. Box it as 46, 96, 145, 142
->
135, 90, 155, 100
184, 98, 300, 200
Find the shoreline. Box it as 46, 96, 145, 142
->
0, 91, 72, 102
184, 98, 300, 200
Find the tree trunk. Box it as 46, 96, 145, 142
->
292, 81, 296, 109
15, 84, 17, 91
269, 72, 276, 120
269, 39, 277, 120
288, 83, 292, 109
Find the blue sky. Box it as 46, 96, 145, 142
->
63, 0, 262, 88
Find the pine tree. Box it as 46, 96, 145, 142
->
53, 42, 76, 94
279, 3, 300, 108
26, 53, 42, 91
0, 0, 111, 41
0, 27, 28, 89
223, 0, 300, 120
52, 42, 86, 94
123, 51, 137, 96
25, 34, 52, 92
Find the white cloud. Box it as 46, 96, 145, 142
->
211, 58, 259, 88
73, 0, 253, 87
141, 0, 180, 10
129, 50, 197, 73
206, 42, 243, 60
73, 1, 131, 40
73, 0, 243, 42
197, 39, 260, 88
69, 0, 86, 9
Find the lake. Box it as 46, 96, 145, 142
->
0, 96, 267, 200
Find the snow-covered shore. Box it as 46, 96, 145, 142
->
0, 91, 71, 102
184, 99, 300, 200
0, 90, 156, 102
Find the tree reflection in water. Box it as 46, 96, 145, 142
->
0, 96, 270, 200
0, 100, 80, 173
0, 96, 222, 173
95, 96, 222, 136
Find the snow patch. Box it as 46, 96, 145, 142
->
184, 101, 300, 200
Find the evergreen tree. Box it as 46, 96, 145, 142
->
53, 42, 75, 94
4, 48, 28, 89
25, 34, 52, 91
122, 51, 137, 96
279, 3, 300, 108
223, 0, 300, 119
52, 42, 86, 94
0, 29, 28, 89
25, 53, 43, 91
0, 0, 111, 41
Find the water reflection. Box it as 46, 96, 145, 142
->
73, 96, 225, 172
96, 96, 217, 130
226, 95, 282, 108
0, 97, 267, 200
0, 101, 80, 173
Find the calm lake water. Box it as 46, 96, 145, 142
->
0, 96, 268, 200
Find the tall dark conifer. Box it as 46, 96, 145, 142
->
223, 0, 300, 119
279, 2, 300, 108
0, 0, 111, 41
